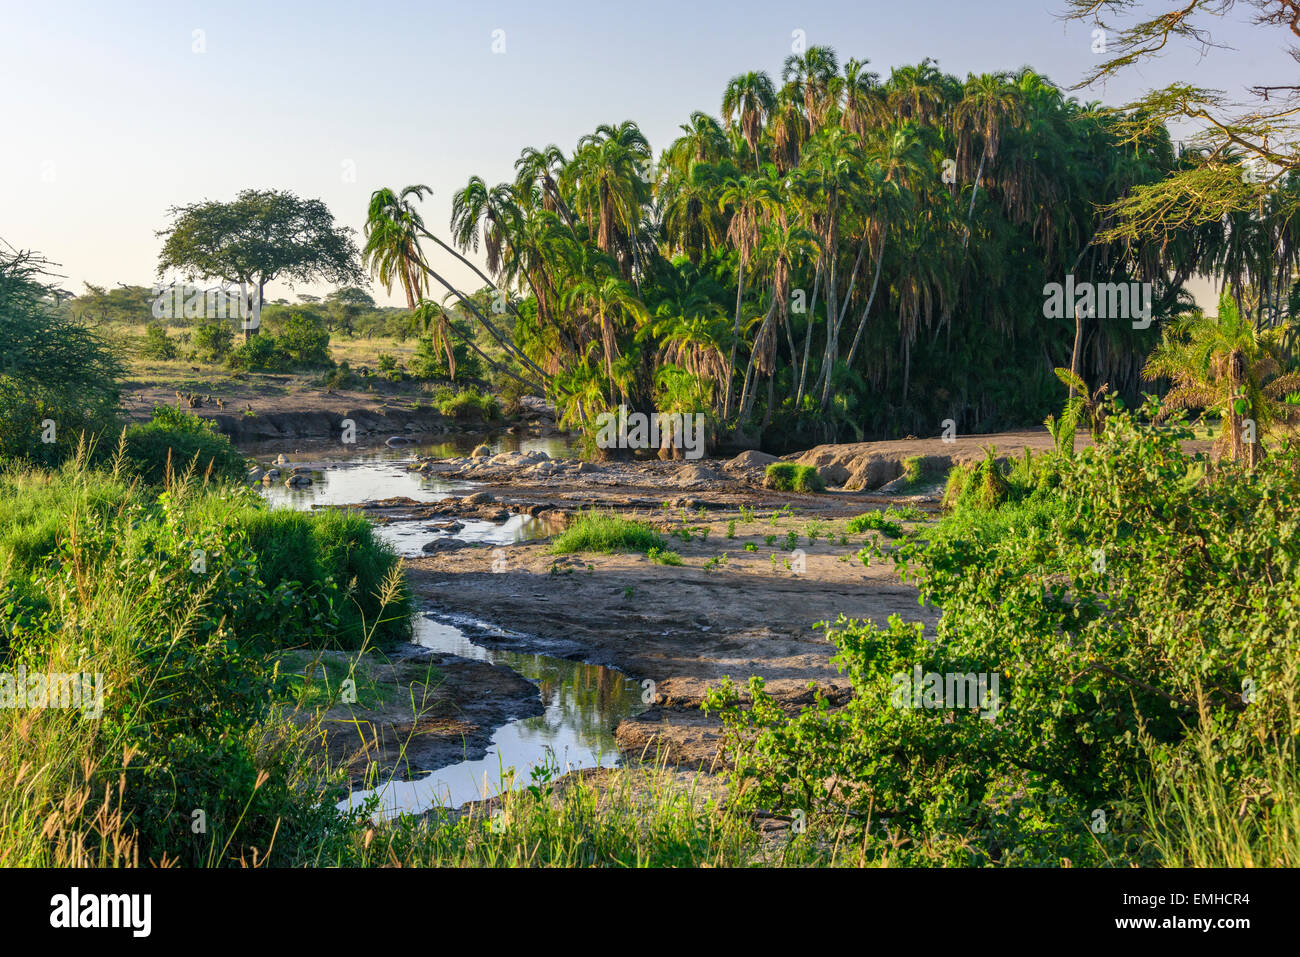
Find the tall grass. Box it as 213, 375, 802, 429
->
550, 510, 665, 554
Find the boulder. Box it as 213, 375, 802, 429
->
465, 491, 495, 505
471, 444, 492, 459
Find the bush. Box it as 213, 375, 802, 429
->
122, 406, 247, 485
238, 507, 411, 648
551, 510, 665, 554
764, 462, 825, 493
435, 387, 500, 422
137, 324, 179, 360
707, 400, 1300, 865
0, 248, 123, 467
273, 312, 332, 367
228, 333, 290, 372
192, 322, 235, 362
0, 462, 410, 866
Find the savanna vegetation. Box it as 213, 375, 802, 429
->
4, 0, 1300, 872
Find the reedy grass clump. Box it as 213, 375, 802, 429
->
764, 462, 825, 493
550, 509, 665, 554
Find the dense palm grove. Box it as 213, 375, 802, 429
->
362, 47, 1300, 447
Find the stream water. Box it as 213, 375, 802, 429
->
341, 615, 644, 817
251, 430, 645, 816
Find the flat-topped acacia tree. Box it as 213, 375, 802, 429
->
156, 189, 363, 340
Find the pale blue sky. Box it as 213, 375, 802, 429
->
0, 0, 1272, 304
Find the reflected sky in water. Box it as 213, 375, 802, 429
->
342, 616, 645, 816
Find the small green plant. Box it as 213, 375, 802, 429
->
647, 546, 683, 566
726, 519, 737, 538
845, 511, 903, 539
744, 542, 757, 552
783, 529, 799, 551
805, 520, 827, 543
702, 553, 729, 571
738, 505, 754, 524
764, 534, 777, 547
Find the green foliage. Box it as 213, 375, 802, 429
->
137, 324, 179, 360
550, 510, 665, 554
122, 407, 247, 485
764, 462, 824, 493
270, 312, 332, 367
647, 546, 683, 566
845, 511, 904, 538
0, 248, 124, 467
707, 401, 1300, 864
0, 460, 407, 866
433, 386, 500, 421
192, 322, 235, 363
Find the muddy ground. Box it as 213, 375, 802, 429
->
389, 440, 975, 774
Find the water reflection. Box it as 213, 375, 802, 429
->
342, 615, 645, 816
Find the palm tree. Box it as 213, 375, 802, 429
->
840, 58, 886, 136
562, 273, 648, 399
721, 72, 776, 169
718, 173, 778, 415
362, 185, 430, 310
953, 72, 1023, 246
412, 299, 456, 379
1144, 291, 1300, 465
661, 112, 730, 178
365, 185, 553, 393
782, 46, 840, 129
738, 221, 817, 420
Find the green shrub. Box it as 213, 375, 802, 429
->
0, 461, 410, 866
123, 406, 247, 485
647, 546, 683, 566
706, 400, 1300, 865
764, 462, 824, 493
845, 511, 904, 538
228, 333, 290, 372
436, 387, 500, 421
138, 324, 179, 360
192, 322, 235, 362
273, 312, 332, 367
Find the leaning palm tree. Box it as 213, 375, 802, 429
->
1144, 291, 1300, 465
365, 185, 553, 394
362, 185, 430, 310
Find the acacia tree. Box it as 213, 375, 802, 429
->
156, 189, 363, 340
0, 244, 123, 465
1065, 0, 1300, 238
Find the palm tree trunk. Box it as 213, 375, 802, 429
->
843, 233, 887, 370
962, 152, 988, 250
416, 227, 556, 389
419, 258, 548, 394
723, 250, 747, 418
795, 258, 823, 408
1069, 306, 1083, 399
739, 297, 777, 418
